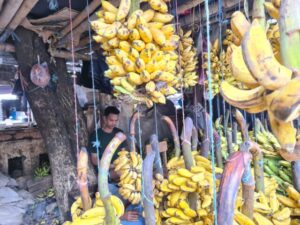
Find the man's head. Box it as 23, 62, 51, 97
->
103, 106, 120, 130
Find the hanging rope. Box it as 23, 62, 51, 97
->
85, 0, 102, 187
68, 0, 80, 158
204, 0, 218, 224
174, 0, 186, 138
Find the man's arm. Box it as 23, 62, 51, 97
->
91, 153, 98, 167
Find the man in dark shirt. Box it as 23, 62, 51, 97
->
88, 106, 127, 178
88, 106, 141, 222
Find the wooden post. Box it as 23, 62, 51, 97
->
0, 0, 24, 33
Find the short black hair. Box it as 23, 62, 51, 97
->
104, 106, 120, 116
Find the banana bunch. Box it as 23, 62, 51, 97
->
266, 23, 281, 62
233, 176, 299, 225
152, 173, 165, 225
155, 152, 221, 224
113, 149, 143, 205
64, 192, 124, 225
176, 28, 198, 89
220, 12, 300, 153
264, 0, 281, 20
91, 0, 180, 106
223, 29, 241, 46
202, 39, 241, 97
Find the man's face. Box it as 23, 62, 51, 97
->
105, 113, 119, 129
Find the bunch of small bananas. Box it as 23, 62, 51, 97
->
113, 149, 143, 205
203, 39, 241, 97
266, 23, 281, 62
234, 177, 300, 225
153, 152, 222, 224
91, 0, 181, 106
64, 192, 124, 225
223, 29, 241, 46
176, 28, 198, 89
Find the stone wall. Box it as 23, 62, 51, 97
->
0, 128, 46, 177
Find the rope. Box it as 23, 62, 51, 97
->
204, 0, 218, 224
85, 0, 102, 188
174, 0, 186, 139
68, 0, 80, 158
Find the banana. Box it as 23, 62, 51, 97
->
110, 195, 125, 217
268, 110, 296, 153
286, 185, 300, 203
230, 11, 250, 40
116, 0, 131, 21
230, 45, 258, 85
128, 72, 142, 85
135, 58, 146, 73
242, 19, 293, 90
131, 40, 146, 52
253, 212, 273, 225
80, 207, 106, 219
272, 218, 291, 225
142, 9, 155, 22
264, 2, 279, 19
234, 211, 256, 225
220, 81, 265, 108
150, 27, 166, 46
127, 10, 143, 29
177, 168, 195, 178
152, 12, 174, 23
129, 28, 141, 41
273, 207, 291, 221
101, 1, 118, 13
269, 77, 300, 123
277, 194, 299, 208
269, 191, 279, 212
117, 27, 130, 40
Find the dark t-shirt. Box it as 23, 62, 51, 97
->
88, 127, 127, 164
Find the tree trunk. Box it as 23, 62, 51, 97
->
14, 27, 95, 220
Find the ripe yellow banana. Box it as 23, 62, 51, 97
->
116, 0, 131, 21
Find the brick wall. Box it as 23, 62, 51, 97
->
0, 127, 46, 176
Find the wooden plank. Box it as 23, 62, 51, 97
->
0, 0, 24, 33
6, 0, 39, 31
146, 141, 168, 154
49, 49, 93, 61
178, 0, 204, 14
59, 0, 101, 39
0, 43, 15, 52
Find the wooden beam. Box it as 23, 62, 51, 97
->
178, 0, 204, 14
49, 49, 93, 61
0, 64, 17, 83
0, 0, 24, 33
0, 0, 39, 42
0, 43, 15, 52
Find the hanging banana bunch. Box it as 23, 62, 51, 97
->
91, 0, 181, 107
113, 149, 143, 205
176, 27, 199, 89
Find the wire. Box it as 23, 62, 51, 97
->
204, 0, 218, 224
85, 0, 102, 189
68, 0, 80, 158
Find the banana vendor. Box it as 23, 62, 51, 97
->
88, 106, 144, 224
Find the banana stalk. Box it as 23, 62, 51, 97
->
252, 0, 266, 28
250, 142, 265, 193
241, 158, 254, 219
226, 132, 233, 155
77, 148, 92, 211
99, 132, 126, 225
192, 126, 198, 152
129, 0, 139, 16
279, 0, 300, 190
181, 117, 198, 210
129, 111, 142, 153
161, 116, 181, 157
142, 135, 157, 225
217, 150, 252, 225
214, 131, 224, 168
279, 0, 300, 75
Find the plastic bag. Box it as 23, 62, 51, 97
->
30, 62, 50, 88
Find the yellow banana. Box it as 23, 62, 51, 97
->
116, 0, 131, 21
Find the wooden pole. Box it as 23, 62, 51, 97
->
0, 0, 23, 33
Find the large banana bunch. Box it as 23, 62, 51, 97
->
177, 28, 198, 89
64, 192, 124, 225
220, 11, 299, 154
91, 0, 180, 106
113, 149, 143, 205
